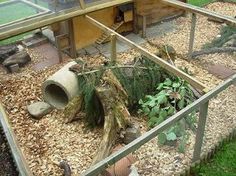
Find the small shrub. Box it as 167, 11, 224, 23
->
139, 77, 196, 152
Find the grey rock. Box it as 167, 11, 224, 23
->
9, 64, 20, 73
124, 123, 141, 144
0, 44, 18, 63
27, 102, 53, 119
3, 50, 31, 67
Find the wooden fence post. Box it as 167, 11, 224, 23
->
192, 101, 209, 162
142, 15, 147, 38
188, 13, 197, 58
110, 34, 117, 65
79, 0, 86, 9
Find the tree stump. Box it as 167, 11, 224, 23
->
63, 96, 83, 123
92, 70, 131, 165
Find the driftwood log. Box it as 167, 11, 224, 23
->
192, 47, 236, 58
63, 96, 83, 123
92, 70, 131, 165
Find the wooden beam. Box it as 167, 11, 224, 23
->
188, 13, 197, 58
0, 104, 33, 176
192, 101, 209, 162
0, 0, 132, 40
78, 0, 86, 9
0, 11, 50, 28
82, 74, 236, 176
85, 15, 208, 92
21, 0, 50, 12
110, 34, 117, 65
162, 0, 236, 27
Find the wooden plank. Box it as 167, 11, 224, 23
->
192, 101, 209, 162
142, 15, 147, 38
162, 0, 236, 27
110, 34, 117, 64
0, 0, 132, 40
134, 0, 186, 26
82, 74, 236, 176
86, 15, 208, 91
188, 13, 197, 58
0, 11, 50, 28
79, 0, 86, 9
0, 0, 17, 8
68, 19, 77, 59
20, 0, 50, 12
0, 104, 32, 176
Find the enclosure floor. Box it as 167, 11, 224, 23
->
0, 1, 236, 176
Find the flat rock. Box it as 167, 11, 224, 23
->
27, 102, 53, 119
207, 64, 236, 80
3, 50, 31, 67
0, 44, 18, 63
124, 123, 141, 144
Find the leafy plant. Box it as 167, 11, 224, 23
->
139, 77, 196, 152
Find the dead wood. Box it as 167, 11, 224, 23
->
91, 70, 131, 165
192, 47, 236, 58
63, 96, 83, 123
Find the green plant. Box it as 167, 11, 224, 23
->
203, 26, 236, 49
139, 77, 196, 152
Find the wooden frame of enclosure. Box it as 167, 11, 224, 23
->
0, 0, 51, 28
0, 104, 33, 176
0, 0, 236, 175
82, 73, 236, 176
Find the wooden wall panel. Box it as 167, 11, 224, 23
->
135, 0, 186, 25
73, 7, 116, 49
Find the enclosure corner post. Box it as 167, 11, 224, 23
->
192, 101, 209, 162
188, 13, 197, 59
79, 0, 86, 9
110, 34, 117, 65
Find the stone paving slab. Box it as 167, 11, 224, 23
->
207, 64, 236, 80
146, 21, 176, 39
32, 43, 70, 71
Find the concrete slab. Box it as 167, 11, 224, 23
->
77, 48, 87, 57
125, 33, 146, 45
146, 21, 176, 39
207, 64, 236, 80
32, 43, 70, 71
84, 45, 99, 55
100, 41, 129, 58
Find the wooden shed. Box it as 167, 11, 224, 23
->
52, 0, 186, 53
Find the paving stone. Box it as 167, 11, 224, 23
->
101, 41, 129, 58
207, 64, 236, 80
32, 43, 66, 71
146, 21, 176, 39
84, 45, 99, 55
27, 102, 53, 119
125, 33, 146, 45
77, 48, 87, 57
